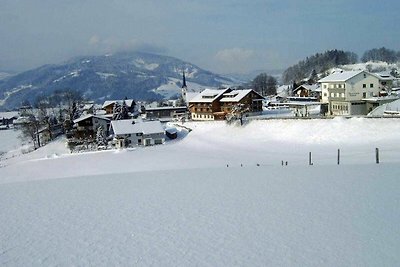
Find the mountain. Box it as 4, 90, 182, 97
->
0, 51, 235, 110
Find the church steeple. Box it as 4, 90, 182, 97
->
182, 71, 187, 88
181, 70, 188, 104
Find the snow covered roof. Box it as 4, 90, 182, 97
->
189, 89, 230, 103
368, 98, 400, 116
371, 72, 395, 81
73, 114, 110, 124
111, 119, 165, 135
318, 70, 364, 83
102, 99, 135, 109
295, 84, 321, 92
219, 89, 263, 102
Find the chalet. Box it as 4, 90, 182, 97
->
73, 114, 110, 139
102, 99, 136, 114
188, 88, 232, 121
319, 70, 392, 115
110, 119, 165, 148
292, 84, 321, 99
219, 89, 264, 115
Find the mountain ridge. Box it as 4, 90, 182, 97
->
0, 51, 236, 110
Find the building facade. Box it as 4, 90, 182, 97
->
319, 70, 387, 115
188, 88, 231, 121
219, 89, 264, 114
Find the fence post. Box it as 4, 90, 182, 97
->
337, 149, 340, 165
376, 148, 379, 164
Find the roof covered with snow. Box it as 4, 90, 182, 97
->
189, 89, 230, 103
111, 119, 165, 135
318, 70, 364, 83
219, 89, 263, 102
73, 114, 110, 124
295, 84, 321, 92
102, 99, 135, 109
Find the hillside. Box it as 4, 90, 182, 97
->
1, 119, 400, 265
0, 51, 235, 110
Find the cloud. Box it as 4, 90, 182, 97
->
87, 35, 167, 55
214, 48, 256, 73
215, 48, 255, 63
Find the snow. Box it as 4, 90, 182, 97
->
318, 70, 363, 82
189, 88, 230, 103
111, 119, 164, 135
343, 61, 399, 73
1, 118, 400, 265
96, 72, 117, 79
134, 59, 159, 70
220, 89, 262, 102
152, 78, 207, 99
53, 70, 80, 83
368, 98, 400, 116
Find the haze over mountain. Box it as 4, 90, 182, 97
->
0, 51, 236, 110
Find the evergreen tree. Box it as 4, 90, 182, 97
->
96, 125, 107, 147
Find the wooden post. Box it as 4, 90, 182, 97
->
337, 149, 340, 165
376, 148, 379, 164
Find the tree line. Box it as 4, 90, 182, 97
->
282, 47, 400, 84
361, 47, 400, 63
282, 50, 358, 84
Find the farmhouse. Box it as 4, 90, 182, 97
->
292, 84, 321, 99
110, 119, 165, 148
73, 114, 110, 139
188, 88, 231, 121
102, 99, 136, 114
219, 89, 264, 114
319, 70, 393, 115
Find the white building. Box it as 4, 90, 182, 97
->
319, 70, 391, 115
110, 119, 165, 148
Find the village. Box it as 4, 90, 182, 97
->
1, 68, 400, 153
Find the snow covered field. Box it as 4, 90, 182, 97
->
1, 118, 400, 266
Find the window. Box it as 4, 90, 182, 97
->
323, 85, 327, 89
323, 93, 327, 97
363, 84, 366, 88
330, 93, 334, 97
336, 93, 339, 97
341, 93, 345, 98
370, 84, 374, 88
363, 92, 366, 98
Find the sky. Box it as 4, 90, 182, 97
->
0, 0, 399, 74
